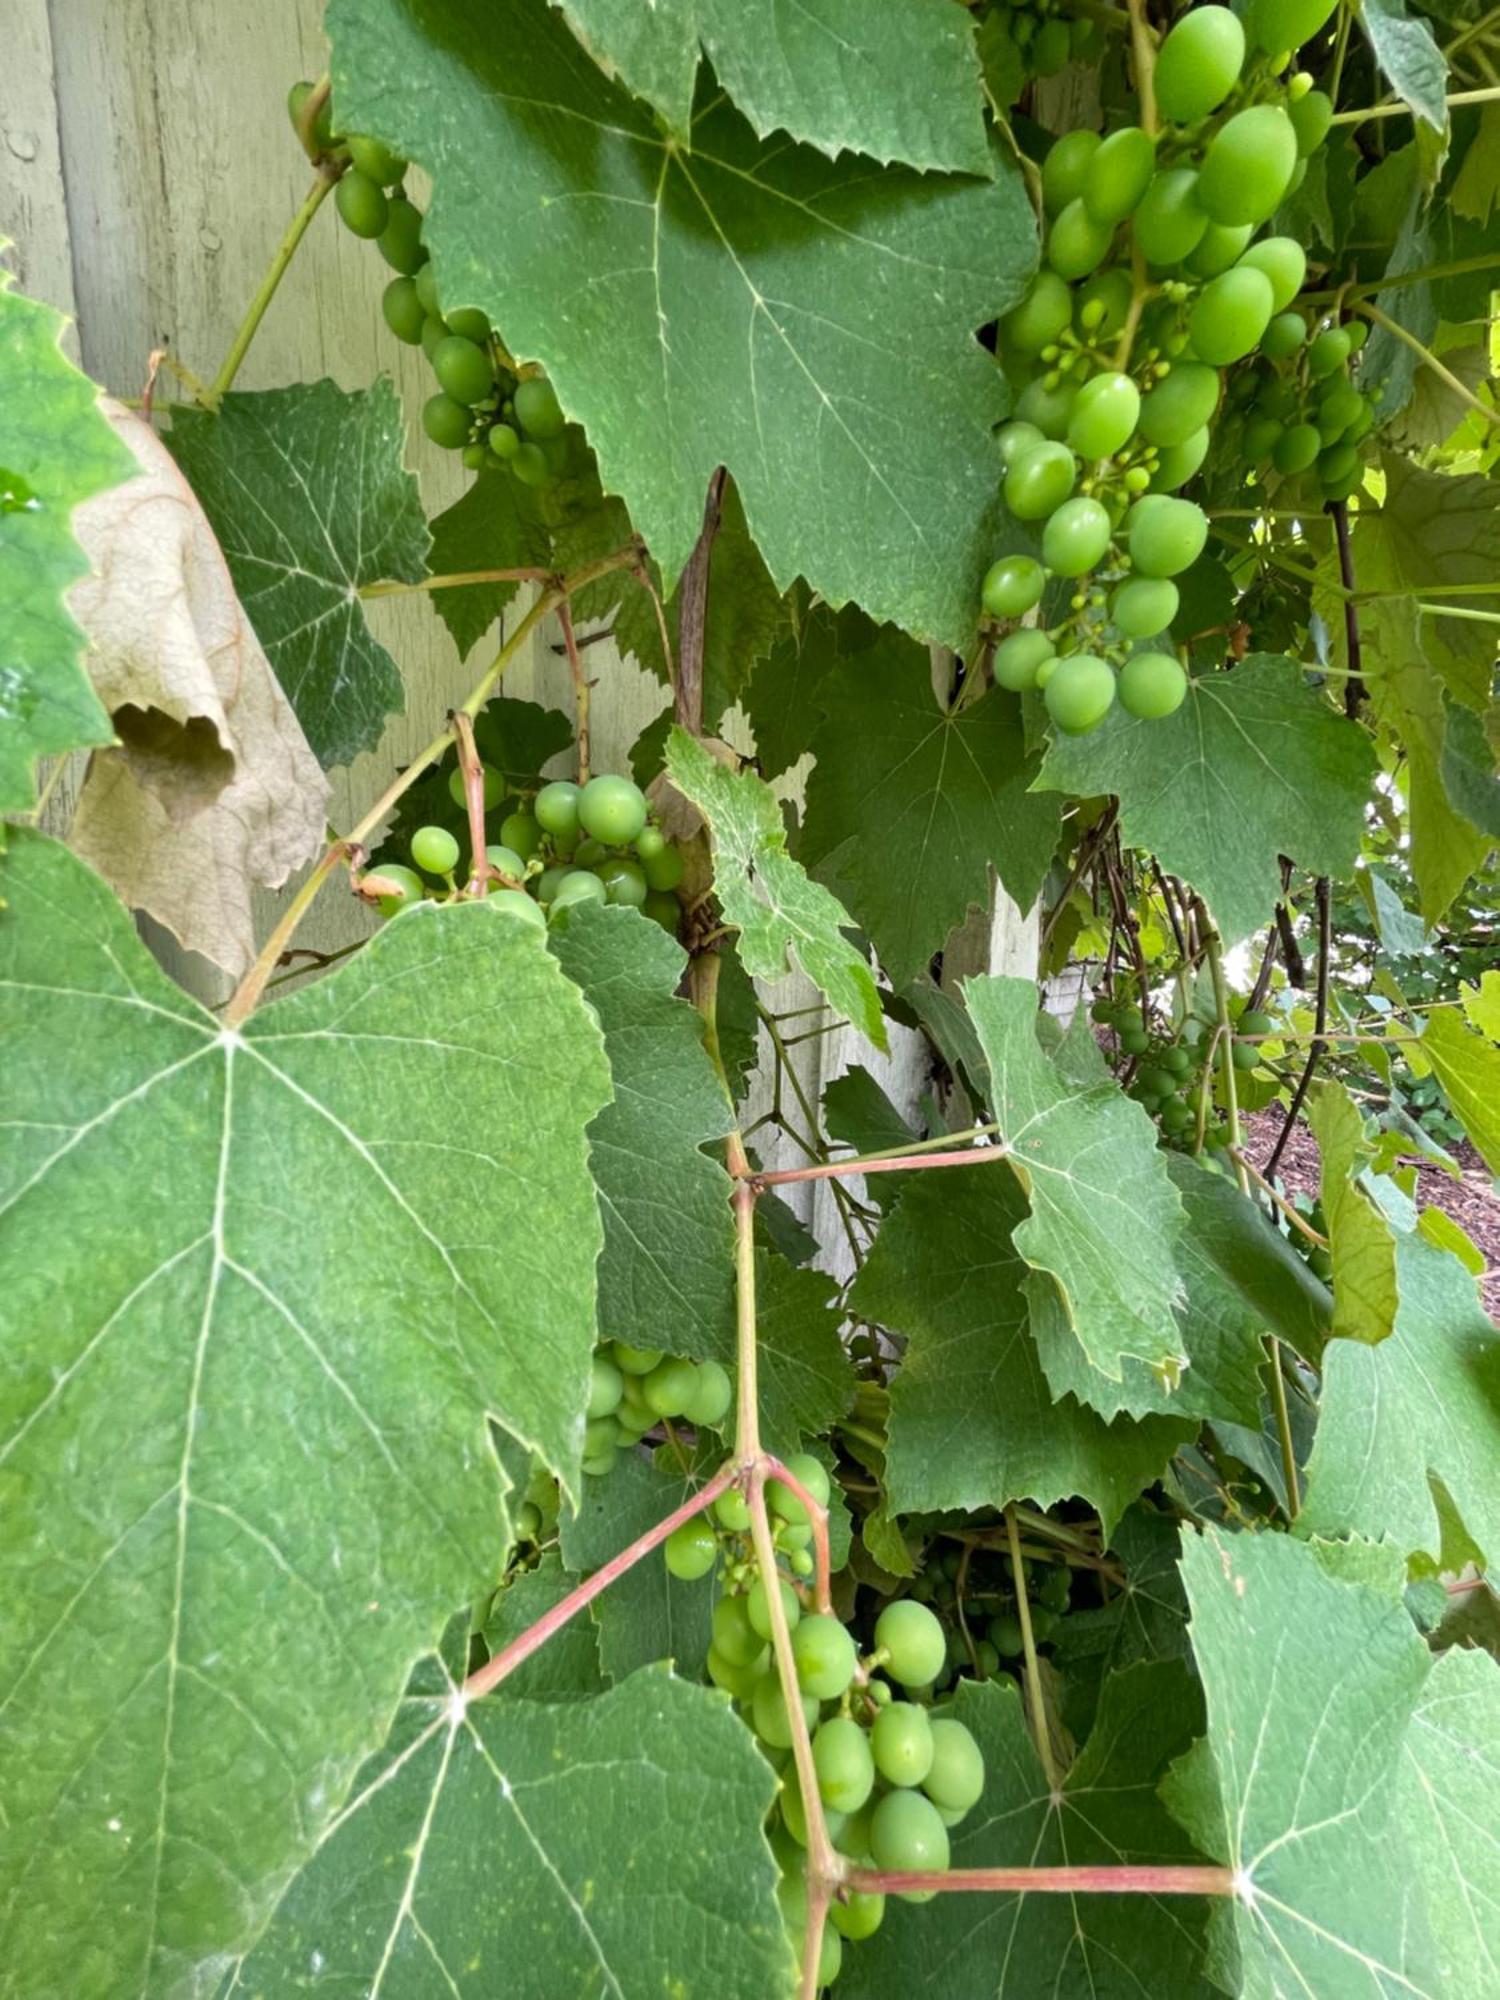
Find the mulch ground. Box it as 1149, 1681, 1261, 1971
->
1245, 1107, 1500, 1321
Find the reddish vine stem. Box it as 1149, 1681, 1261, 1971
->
557, 600, 591, 783
753, 1142, 1008, 1190
762, 1454, 834, 1616
452, 711, 493, 897
847, 1864, 1235, 1898
674, 467, 727, 735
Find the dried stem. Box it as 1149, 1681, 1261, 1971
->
1228, 1148, 1329, 1246
451, 711, 492, 897
557, 600, 591, 783
752, 1136, 1008, 1190
674, 467, 727, 734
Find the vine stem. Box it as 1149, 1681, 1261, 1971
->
557, 600, 591, 784
1227, 1148, 1330, 1246
752, 1133, 1008, 1189
1353, 302, 1500, 431
1327, 82, 1500, 122
847, 1864, 1235, 1897
361, 567, 554, 599
206, 171, 337, 407
1005, 1509, 1059, 1794
452, 711, 495, 896
1127, 0, 1158, 132
762, 1454, 833, 1616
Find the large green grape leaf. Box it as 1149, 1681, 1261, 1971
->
849, 1164, 1188, 1533
0, 833, 611, 1998
1399, 1646, 1500, 1996
1052, 1505, 1192, 1735
667, 727, 886, 1048
1170, 1528, 1442, 2000
0, 277, 134, 811
1375, 655, 1490, 924
1298, 1226, 1500, 1565
326, 0, 1036, 648
168, 380, 430, 767
560, 1449, 716, 1681
549, 905, 735, 1355
1034, 656, 1376, 945
1308, 1082, 1398, 1344
480, 1551, 606, 1698
744, 598, 881, 779
840, 1665, 1216, 2000
227, 1658, 790, 1998
967, 975, 1189, 1383
801, 635, 1061, 988
1419, 1007, 1500, 1174
1440, 695, 1500, 840
754, 1251, 857, 1457
547, 0, 991, 173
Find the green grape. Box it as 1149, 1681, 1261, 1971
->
1318, 439, 1360, 487
643, 1355, 699, 1417
793, 1615, 858, 1699
1039, 1563, 1072, 1611
578, 773, 648, 845
414, 262, 443, 316
1237, 236, 1306, 312
682, 1358, 732, 1427
1154, 5, 1246, 123
487, 421, 520, 461
922, 1719, 986, 1815
748, 1574, 802, 1642
432, 335, 495, 406
584, 1416, 621, 1460
706, 1643, 767, 1699
549, 870, 608, 916
641, 843, 684, 893
1162, 1043, 1194, 1076
870, 1790, 950, 1876
769, 1452, 831, 1526
587, 1354, 624, 1421
871, 1701, 934, 1787
1186, 220, 1255, 277
1127, 494, 1209, 576
1048, 197, 1114, 281
411, 824, 460, 875
716, 1486, 752, 1532
996, 419, 1046, 471
534, 779, 582, 842
373, 861, 424, 916
382, 276, 427, 345
420, 314, 449, 363
664, 1518, 718, 1581
500, 810, 542, 858
335, 168, 389, 238
1289, 86, 1333, 154
1083, 127, 1156, 224
512, 441, 549, 486
1238, 1008, 1276, 1038
613, 1341, 663, 1374
377, 198, 425, 275
1133, 168, 1210, 267
1345, 317, 1370, 354
447, 306, 491, 343
595, 856, 648, 907
1015, 375, 1078, 440
751, 1674, 818, 1750
348, 132, 406, 185
1189, 266, 1274, 365
1197, 107, 1298, 226
1261, 310, 1307, 361
1066, 372, 1141, 459
830, 1885, 885, 1942
515, 1500, 543, 1542
514, 375, 565, 438
1042, 496, 1112, 577
1045, 654, 1117, 734
875, 1599, 946, 1687
1317, 387, 1363, 442
1138, 1066, 1177, 1099
635, 824, 668, 863
643, 890, 680, 932
422, 393, 471, 450
581, 1448, 617, 1479
1138, 361, 1220, 446
982, 555, 1047, 619
1004, 440, 1076, 520
1249, 0, 1338, 55
1151, 426, 1211, 490
448, 763, 506, 812
1042, 129, 1102, 214
494, 890, 546, 931
1032, 15, 1071, 73
1029, 1604, 1060, 1642
993, 629, 1055, 692
779, 1772, 843, 1850
714, 1591, 765, 1667
574, 838, 607, 867
1119, 650, 1188, 718
1112, 575, 1179, 638
1034, 653, 1059, 690
1002, 270, 1073, 353
1076, 266, 1134, 338
1307, 325, 1352, 377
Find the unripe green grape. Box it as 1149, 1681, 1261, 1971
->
993, 629, 1055, 692
348, 132, 406, 185
1042, 129, 1102, 214
335, 168, 389, 238
1151, 425, 1210, 490
778, 1773, 843, 1850
682, 1358, 731, 1427
514, 375, 565, 438
596, 856, 648, 907
1066, 371, 1141, 459
1154, 5, 1246, 123
870, 1789, 950, 1877
1237, 236, 1306, 312
613, 1341, 663, 1374
422, 393, 471, 450
751, 1675, 818, 1750
1186, 220, 1255, 277
1034, 652, 1059, 689
1133, 168, 1210, 267
1242, 413, 1283, 461
982, 554, 1047, 619
664, 1517, 718, 1580
584, 1415, 621, 1460
1345, 318, 1369, 353
1121, 1024, 1151, 1053
922, 1719, 986, 1815
769, 1452, 831, 1526
1318, 439, 1360, 488
512, 441, 550, 486
643, 1355, 698, 1416
1083, 127, 1156, 224
1307, 324, 1352, 377
996, 419, 1045, 470
871, 1701, 934, 1787
1318, 383, 1364, 440
447, 306, 491, 344
635, 824, 667, 863
447, 761, 506, 811
587, 1352, 624, 1419
1249, 0, 1338, 54
715, 1485, 752, 1531
432, 335, 495, 406
1076, 266, 1134, 338
813, 1717, 877, 1814
382, 276, 427, 345
792, 1614, 858, 1699
415, 263, 443, 317
1261, 310, 1307, 361
549, 870, 608, 917
1042, 495, 1112, 577
420, 314, 449, 363
1002, 270, 1073, 354
641, 842, 684, 892
579, 772, 648, 844
1188, 266, 1274, 364
1341, 400, 1375, 445
1015, 375, 1079, 440
573, 838, 607, 868
533, 779, 581, 842
1197, 107, 1298, 226
830, 1885, 885, 1942
1045, 653, 1116, 734
1119, 650, 1188, 718
748, 1573, 802, 1642
1128, 494, 1209, 575
411, 824, 460, 875
1112, 575, 1179, 638
706, 1639, 765, 1697
1137, 360, 1220, 445
875, 1598, 947, 1687
1032, 14, 1071, 73
500, 810, 542, 858
1048, 197, 1115, 280
713, 1591, 765, 1667
377, 196, 425, 274
1289, 86, 1333, 154
373, 861, 424, 916
1004, 440, 1077, 520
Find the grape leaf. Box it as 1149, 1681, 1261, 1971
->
326, 0, 1036, 649
480, 1550, 605, 1698
801, 635, 1061, 987
546, 0, 991, 173
839, 1665, 1216, 2000
1052, 1505, 1192, 1735
849, 1163, 1188, 1533
1462, 969, 1500, 1041
1399, 1645, 1500, 1996
0, 276, 134, 812
0, 833, 611, 1997
1440, 694, 1500, 839
559, 1449, 715, 1681
1419, 1007, 1500, 1174
1170, 1528, 1441, 1999
549, 905, 736, 1355
1308, 1081, 1398, 1344
666, 727, 886, 1049
1299, 1226, 1500, 1565
1361, 0, 1448, 133
168, 380, 430, 767
1034, 656, 1376, 945
754, 1250, 856, 1458
744, 598, 881, 779
966, 975, 1189, 1383
228, 1658, 789, 1998
1375, 655, 1491, 925
821, 1064, 917, 1213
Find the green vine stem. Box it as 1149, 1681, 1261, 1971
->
361, 567, 554, 599
1353, 301, 1500, 431
206, 170, 338, 408
1005, 1508, 1060, 1793
557, 600, 592, 784
1327, 81, 1500, 122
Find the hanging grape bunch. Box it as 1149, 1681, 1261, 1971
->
981, 0, 1360, 739
984, 0, 1104, 83
288, 85, 568, 489
1092, 988, 1290, 1149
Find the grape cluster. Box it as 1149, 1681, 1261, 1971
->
982, 0, 1342, 737
1228, 312, 1375, 499
904, 1538, 1072, 1680
288, 83, 568, 489
586, 1343, 732, 1477
374, 769, 686, 934
987, 0, 1101, 82
1288, 1196, 1334, 1281
1092, 991, 1286, 1147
